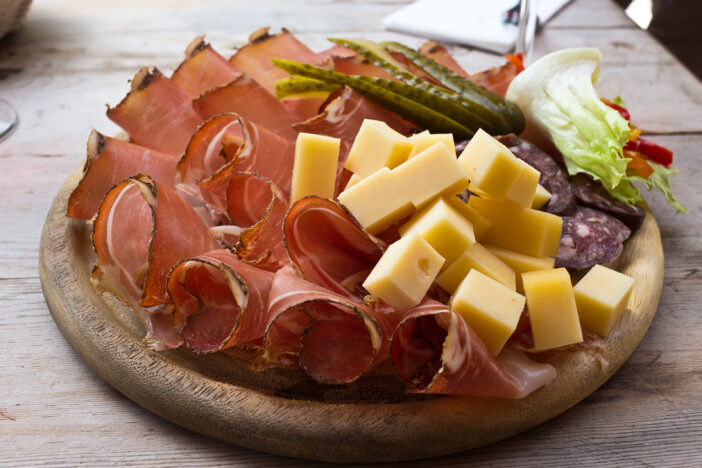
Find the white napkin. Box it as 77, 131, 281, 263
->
383, 0, 572, 54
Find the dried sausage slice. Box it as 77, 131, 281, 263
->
571, 174, 646, 231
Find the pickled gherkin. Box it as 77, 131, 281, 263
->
272, 58, 475, 139
328, 38, 516, 134
381, 41, 525, 133
275, 76, 339, 100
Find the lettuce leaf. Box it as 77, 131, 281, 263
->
505, 48, 683, 212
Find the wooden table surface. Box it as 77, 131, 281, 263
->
2, 0, 701, 466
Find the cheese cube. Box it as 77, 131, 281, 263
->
345, 173, 362, 190
468, 196, 563, 257
344, 119, 413, 177
485, 245, 555, 293
409, 132, 455, 158
290, 133, 340, 202
457, 128, 523, 200
531, 184, 552, 210
574, 264, 635, 337
363, 233, 445, 311
522, 268, 583, 351
451, 270, 525, 355
436, 242, 516, 293
444, 196, 492, 240
338, 167, 414, 234
398, 198, 475, 266
392, 142, 469, 209
505, 160, 540, 207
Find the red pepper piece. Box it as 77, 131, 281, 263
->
625, 137, 674, 168
602, 98, 631, 121
504, 52, 525, 73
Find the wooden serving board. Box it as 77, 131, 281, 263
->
39, 167, 664, 463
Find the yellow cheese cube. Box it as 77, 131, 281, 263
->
344, 119, 413, 177
363, 233, 445, 311
398, 198, 476, 266
485, 244, 555, 293
505, 160, 540, 207
436, 242, 516, 293
444, 196, 492, 240
531, 184, 552, 210
451, 270, 525, 355
338, 167, 414, 234
408, 132, 455, 158
574, 264, 635, 337
522, 268, 583, 351
468, 196, 563, 257
290, 133, 340, 203
344, 173, 362, 190
457, 128, 523, 200
392, 142, 469, 209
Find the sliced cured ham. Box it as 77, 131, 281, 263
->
390, 299, 556, 397
263, 265, 400, 383
176, 113, 295, 213
294, 87, 417, 141
107, 67, 202, 155
167, 249, 275, 352
418, 40, 471, 79
92, 174, 218, 309
67, 130, 178, 219
469, 59, 522, 97
171, 36, 241, 98
229, 27, 320, 95
226, 173, 289, 271
283, 196, 384, 300
332, 55, 398, 81
192, 75, 298, 140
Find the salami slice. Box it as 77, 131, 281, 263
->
497, 134, 575, 214
571, 174, 646, 231
555, 207, 627, 270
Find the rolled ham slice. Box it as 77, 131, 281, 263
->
390, 299, 556, 397
193, 75, 298, 140
67, 130, 178, 219
171, 36, 242, 98
91, 174, 218, 309
176, 113, 295, 213
283, 196, 384, 300
107, 68, 202, 155
166, 249, 275, 353
263, 265, 401, 384
225, 172, 289, 271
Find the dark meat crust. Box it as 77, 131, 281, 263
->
571, 174, 645, 231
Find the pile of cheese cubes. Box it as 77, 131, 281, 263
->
290, 119, 635, 356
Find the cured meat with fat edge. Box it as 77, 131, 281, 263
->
390, 299, 556, 397
171, 36, 242, 98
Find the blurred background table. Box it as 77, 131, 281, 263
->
1, 0, 701, 465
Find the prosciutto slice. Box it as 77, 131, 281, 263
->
418, 40, 471, 79
92, 174, 218, 308
171, 36, 241, 98
229, 27, 320, 95
192, 75, 298, 140
390, 299, 556, 397
263, 265, 400, 383
469, 59, 522, 97
294, 87, 417, 141
166, 249, 275, 352
176, 113, 295, 213
283, 196, 384, 300
106, 67, 202, 155
67, 130, 177, 219
225, 172, 289, 271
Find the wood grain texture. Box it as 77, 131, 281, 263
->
3, 0, 702, 465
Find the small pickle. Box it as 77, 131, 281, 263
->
272, 58, 475, 138
382, 41, 525, 134
275, 76, 339, 100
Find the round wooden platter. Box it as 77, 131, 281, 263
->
39, 167, 664, 464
